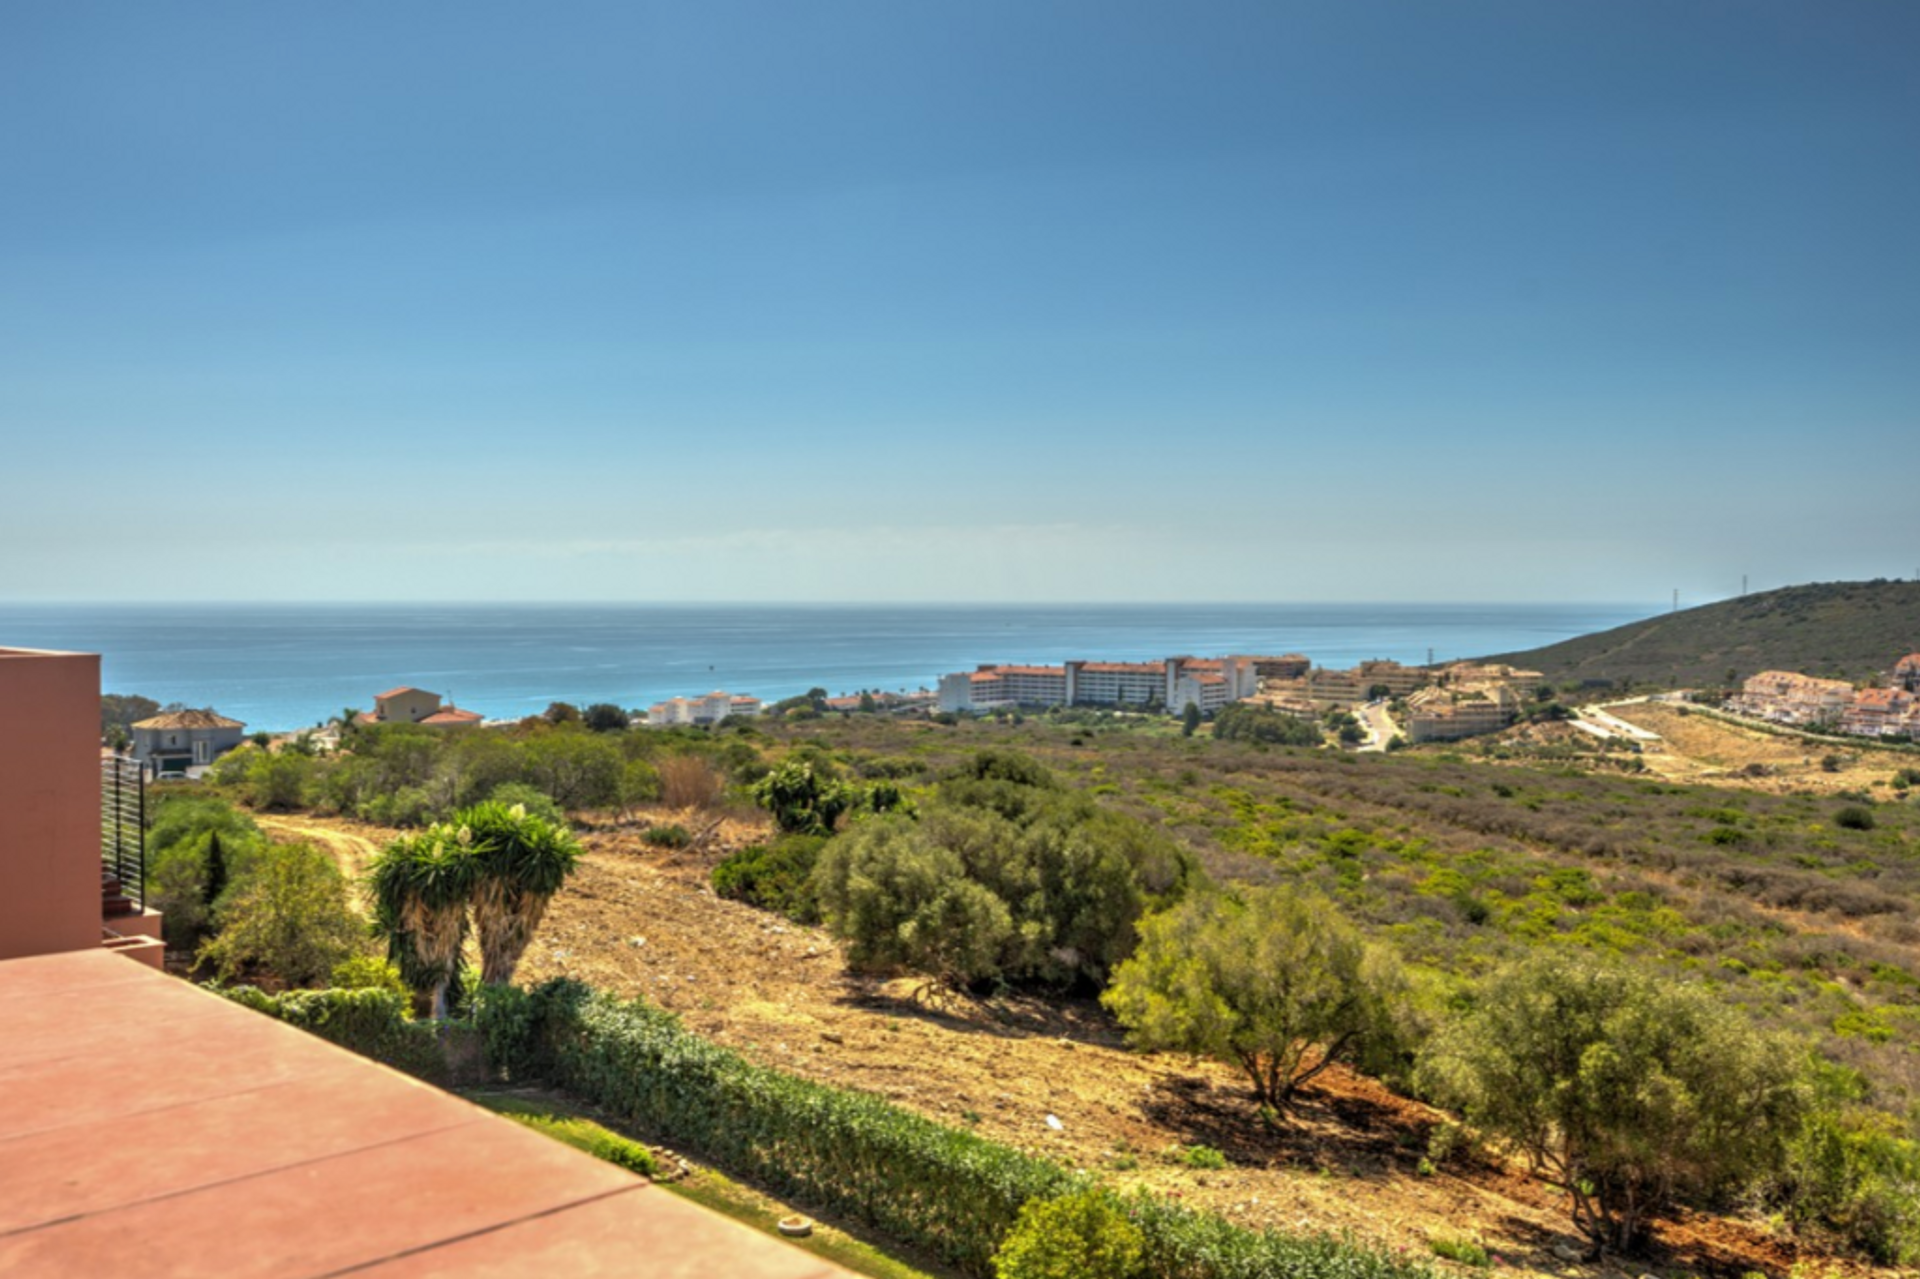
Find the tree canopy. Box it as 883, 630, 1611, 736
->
1103, 885, 1403, 1110
1416, 952, 1808, 1255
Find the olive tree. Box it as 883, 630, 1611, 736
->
1416, 952, 1807, 1257
1102, 885, 1404, 1110
811, 816, 1014, 986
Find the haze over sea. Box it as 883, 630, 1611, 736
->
1, 602, 1649, 732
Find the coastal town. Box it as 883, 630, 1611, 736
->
124, 646, 1920, 783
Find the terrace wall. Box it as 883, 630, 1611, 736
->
0, 648, 102, 961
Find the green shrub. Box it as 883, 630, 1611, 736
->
752, 758, 858, 835
220, 984, 448, 1082
642, 823, 692, 849
330, 955, 409, 996
1773, 1066, 1920, 1265
1417, 953, 1807, 1254
198, 841, 368, 986
1835, 805, 1877, 831
486, 782, 567, 827
812, 782, 1194, 990
812, 817, 1014, 985
1427, 1237, 1488, 1267
1181, 1145, 1228, 1170
711, 834, 827, 921
994, 1190, 1146, 1279
1105, 885, 1405, 1111
1212, 704, 1322, 747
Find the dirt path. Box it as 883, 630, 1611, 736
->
254, 813, 385, 886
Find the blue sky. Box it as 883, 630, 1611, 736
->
3, 2, 1915, 605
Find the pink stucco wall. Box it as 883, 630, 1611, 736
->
0, 648, 102, 961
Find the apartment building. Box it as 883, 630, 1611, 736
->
648, 691, 760, 726
1356, 659, 1432, 697
1840, 687, 1917, 738
1730, 671, 1856, 727
1249, 653, 1311, 679
1406, 682, 1523, 743
937, 655, 1258, 716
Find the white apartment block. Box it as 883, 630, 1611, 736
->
648, 691, 760, 726
937, 656, 1258, 716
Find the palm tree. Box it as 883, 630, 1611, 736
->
368, 828, 476, 1020
458, 801, 582, 987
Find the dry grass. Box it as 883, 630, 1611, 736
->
658, 754, 727, 811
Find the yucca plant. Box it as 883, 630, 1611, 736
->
367, 827, 477, 1020
457, 801, 582, 987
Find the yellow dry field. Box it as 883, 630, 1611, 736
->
1604, 702, 1912, 797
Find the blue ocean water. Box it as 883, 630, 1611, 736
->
0, 602, 1651, 731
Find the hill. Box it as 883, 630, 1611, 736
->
1485, 578, 1920, 687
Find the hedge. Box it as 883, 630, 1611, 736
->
218, 985, 450, 1084
481, 979, 1432, 1279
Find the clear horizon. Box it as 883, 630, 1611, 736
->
3, 3, 1914, 605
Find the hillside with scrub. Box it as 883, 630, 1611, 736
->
146, 700, 1920, 1277
1483, 579, 1920, 688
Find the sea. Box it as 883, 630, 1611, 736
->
0, 602, 1651, 732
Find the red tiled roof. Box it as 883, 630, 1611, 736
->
420, 707, 483, 725
375, 686, 431, 701
132, 709, 244, 731
987, 665, 1066, 677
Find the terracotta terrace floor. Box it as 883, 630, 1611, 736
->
0, 947, 852, 1278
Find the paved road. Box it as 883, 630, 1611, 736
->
1355, 700, 1401, 752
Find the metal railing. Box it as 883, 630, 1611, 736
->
101, 755, 146, 912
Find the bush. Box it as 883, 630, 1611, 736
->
485, 782, 567, 828
583, 703, 631, 733
812, 817, 1014, 985
197, 841, 368, 986
330, 955, 409, 996
711, 834, 827, 921
521, 727, 623, 810
146, 797, 266, 947
752, 758, 857, 835
1417, 953, 1807, 1255
218, 984, 448, 1082
1212, 703, 1322, 747
1835, 805, 1877, 832
642, 823, 691, 849
1104, 885, 1404, 1110
994, 1190, 1146, 1279
1771, 1065, 1920, 1265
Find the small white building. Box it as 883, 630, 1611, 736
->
648, 691, 759, 726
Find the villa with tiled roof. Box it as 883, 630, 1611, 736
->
358, 686, 482, 727
130, 707, 247, 776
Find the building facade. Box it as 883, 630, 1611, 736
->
130, 708, 247, 777
936, 656, 1258, 716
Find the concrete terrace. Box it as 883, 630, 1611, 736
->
0, 947, 851, 1278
